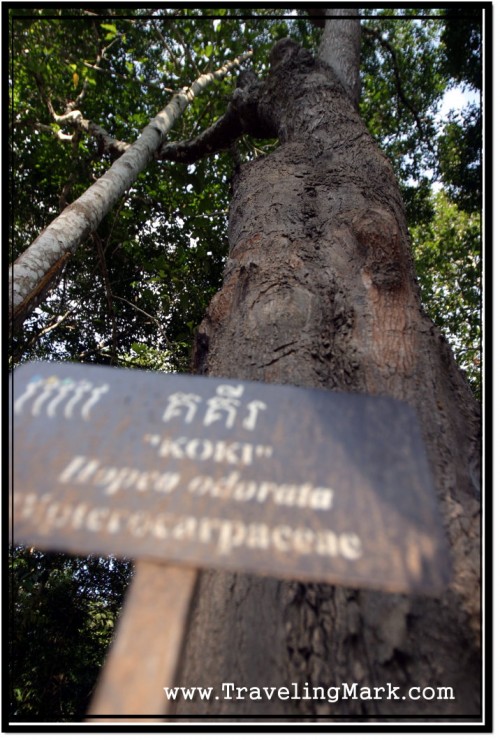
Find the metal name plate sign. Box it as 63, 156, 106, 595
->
9, 361, 450, 593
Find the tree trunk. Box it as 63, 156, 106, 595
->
173, 36, 481, 718
9, 53, 250, 336
318, 11, 361, 106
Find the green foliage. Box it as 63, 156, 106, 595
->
437, 8, 482, 213
9, 547, 132, 720
410, 190, 481, 397
437, 105, 481, 214
360, 8, 448, 204
441, 6, 482, 89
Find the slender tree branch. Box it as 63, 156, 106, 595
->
10, 51, 252, 333
157, 104, 244, 164
111, 293, 172, 348
76, 335, 129, 361
33, 54, 263, 166
158, 72, 272, 164
93, 233, 118, 363
30, 111, 131, 158
83, 120, 131, 157
9, 307, 76, 366
31, 121, 75, 142
188, 98, 214, 140
152, 19, 184, 77
59, 166, 79, 212
31, 309, 75, 344
170, 23, 201, 78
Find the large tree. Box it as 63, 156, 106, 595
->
9, 7, 484, 722
168, 13, 482, 719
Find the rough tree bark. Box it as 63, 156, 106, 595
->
171, 29, 481, 719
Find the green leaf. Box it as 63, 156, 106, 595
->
100, 22, 118, 36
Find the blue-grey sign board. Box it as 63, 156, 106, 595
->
9, 361, 450, 593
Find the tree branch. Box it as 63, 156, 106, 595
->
10, 51, 252, 334
317, 10, 361, 107
33, 55, 265, 168
363, 26, 434, 149
111, 293, 172, 348
93, 233, 118, 363
32, 69, 132, 158
31, 121, 75, 142
152, 19, 184, 77
157, 103, 244, 164
158, 71, 273, 164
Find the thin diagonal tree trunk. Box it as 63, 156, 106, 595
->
9, 53, 251, 335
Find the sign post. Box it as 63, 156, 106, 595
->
9, 361, 451, 721
87, 561, 198, 720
